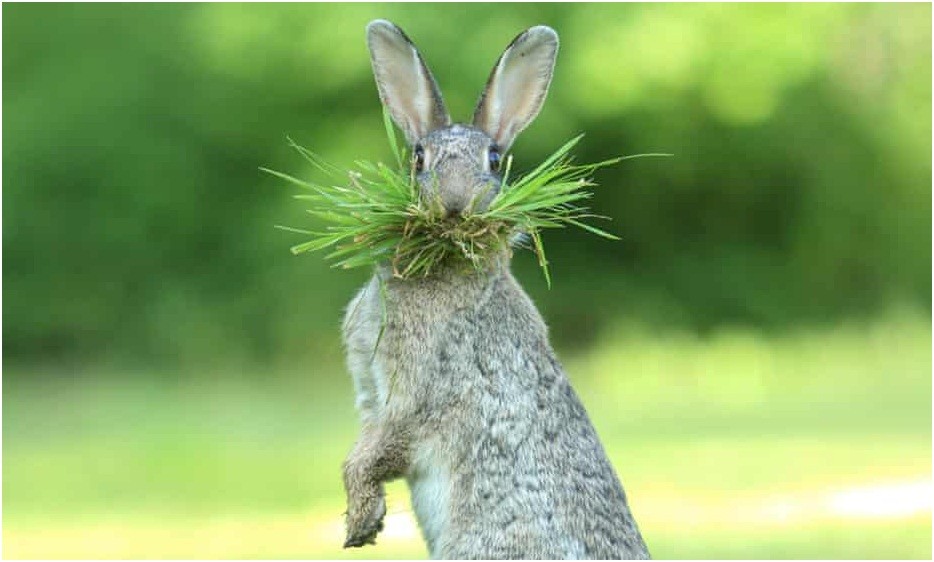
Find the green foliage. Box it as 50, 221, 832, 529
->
2, 4, 931, 368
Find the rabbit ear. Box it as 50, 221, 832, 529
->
473, 26, 559, 152
366, 20, 451, 145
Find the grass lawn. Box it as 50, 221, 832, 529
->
3, 308, 931, 559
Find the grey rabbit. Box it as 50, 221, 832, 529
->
340, 19, 650, 559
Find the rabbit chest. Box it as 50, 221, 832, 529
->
343, 271, 499, 420
342, 271, 507, 549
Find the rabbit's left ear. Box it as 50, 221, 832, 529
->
367, 20, 450, 145
473, 26, 559, 152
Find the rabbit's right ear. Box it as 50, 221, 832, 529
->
366, 20, 451, 145
473, 26, 559, 153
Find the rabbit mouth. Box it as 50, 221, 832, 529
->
440, 192, 496, 219
438, 203, 479, 221
420, 181, 499, 219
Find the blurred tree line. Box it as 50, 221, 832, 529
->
4, 3, 930, 372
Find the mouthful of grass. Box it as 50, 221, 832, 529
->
263, 109, 666, 287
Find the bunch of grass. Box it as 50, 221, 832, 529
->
263, 110, 665, 286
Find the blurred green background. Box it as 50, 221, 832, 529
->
3, 3, 931, 559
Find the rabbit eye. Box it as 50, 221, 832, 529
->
488, 146, 501, 172
413, 145, 425, 173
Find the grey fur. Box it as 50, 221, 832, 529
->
341, 20, 650, 560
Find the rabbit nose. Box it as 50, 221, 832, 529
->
439, 189, 468, 217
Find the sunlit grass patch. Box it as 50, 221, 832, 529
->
647, 516, 932, 559
572, 307, 932, 437
4, 480, 930, 559
3, 310, 930, 559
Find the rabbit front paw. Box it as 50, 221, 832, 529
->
343, 486, 386, 548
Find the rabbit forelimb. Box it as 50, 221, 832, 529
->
342, 421, 412, 548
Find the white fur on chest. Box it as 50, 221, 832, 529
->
407, 441, 449, 556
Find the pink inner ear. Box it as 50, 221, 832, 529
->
474, 27, 558, 151
368, 23, 449, 144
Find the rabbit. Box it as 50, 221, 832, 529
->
340, 19, 650, 560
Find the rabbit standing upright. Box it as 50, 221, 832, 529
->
341, 19, 650, 559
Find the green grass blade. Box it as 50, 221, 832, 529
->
268, 132, 651, 286
382, 106, 403, 170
